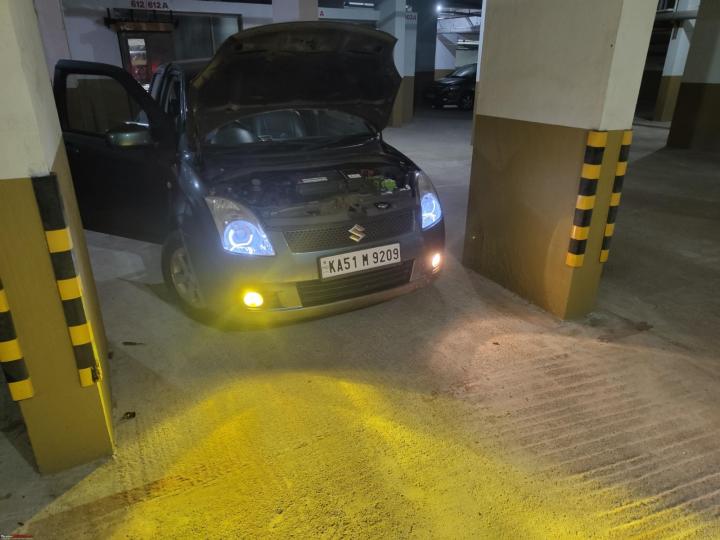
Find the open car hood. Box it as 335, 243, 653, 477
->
189, 22, 401, 139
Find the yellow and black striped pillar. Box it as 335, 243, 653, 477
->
0, 278, 33, 401
31, 174, 101, 387
462, 0, 654, 320
566, 131, 608, 268
0, 0, 113, 472
464, 119, 634, 319
600, 130, 632, 263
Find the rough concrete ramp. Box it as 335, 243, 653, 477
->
1, 113, 719, 538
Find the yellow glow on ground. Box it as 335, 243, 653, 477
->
24, 372, 718, 538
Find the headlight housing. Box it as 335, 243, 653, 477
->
205, 196, 275, 256
416, 171, 442, 230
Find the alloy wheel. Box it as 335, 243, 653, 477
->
169, 247, 205, 309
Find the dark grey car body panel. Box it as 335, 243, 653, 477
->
189, 22, 401, 138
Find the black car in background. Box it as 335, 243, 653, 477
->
424, 63, 477, 110
52, 22, 445, 322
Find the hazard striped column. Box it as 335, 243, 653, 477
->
0, 0, 113, 472
0, 279, 33, 401
600, 130, 632, 263
31, 174, 100, 387
565, 130, 608, 268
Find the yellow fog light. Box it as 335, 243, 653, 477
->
431, 252, 442, 270
243, 291, 264, 308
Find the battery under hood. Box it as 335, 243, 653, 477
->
189, 22, 401, 139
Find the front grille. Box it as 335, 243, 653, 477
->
297, 260, 414, 307
283, 210, 415, 253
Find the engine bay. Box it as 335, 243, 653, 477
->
208, 165, 417, 224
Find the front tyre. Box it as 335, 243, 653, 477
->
162, 231, 212, 321
459, 92, 475, 111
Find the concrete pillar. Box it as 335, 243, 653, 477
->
654, 0, 700, 121
668, 0, 720, 151
378, 0, 412, 126
411, 0, 437, 108
0, 0, 113, 472
272, 0, 318, 23
403, 11, 417, 122
435, 33, 457, 79
463, 0, 656, 320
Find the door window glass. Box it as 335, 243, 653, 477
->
65, 74, 146, 136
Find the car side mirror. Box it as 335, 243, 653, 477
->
106, 122, 154, 148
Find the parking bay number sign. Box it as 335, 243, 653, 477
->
320, 244, 401, 279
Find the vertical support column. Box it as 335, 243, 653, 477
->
668, 0, 720, 151
463, 0, 656, 319
403, 10, 417, 123
272, 0, 318, 23
378, 0, 408, 127
654, 0, 700, 121
412, 0, 437, 108
0, 0, 113, 472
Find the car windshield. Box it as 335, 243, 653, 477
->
204, 109, 374, 148
448, 64, 476, 79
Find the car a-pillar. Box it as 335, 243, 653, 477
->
463, 0, 657, 320
0, 1, 113, 472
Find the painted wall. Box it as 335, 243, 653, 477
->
33, 0, 71, 78
211, 16, 240, 49
435, 33, 456, 71
273, 0, 318, 23
455, 49, 476, 67
63, 7, 123, 66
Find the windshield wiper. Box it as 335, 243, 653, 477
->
308, 133, 376, 150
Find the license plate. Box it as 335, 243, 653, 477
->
319, 244, 401, 279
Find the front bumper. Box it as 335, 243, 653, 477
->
189, 219, 445, 321
424, 88, 460, 106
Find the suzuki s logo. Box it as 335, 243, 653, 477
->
348, 224, 366, 242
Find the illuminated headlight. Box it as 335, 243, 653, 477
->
205, 196, 275, 256
416, 171, 442, 230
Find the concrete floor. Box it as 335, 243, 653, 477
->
1, 110, 720, 538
